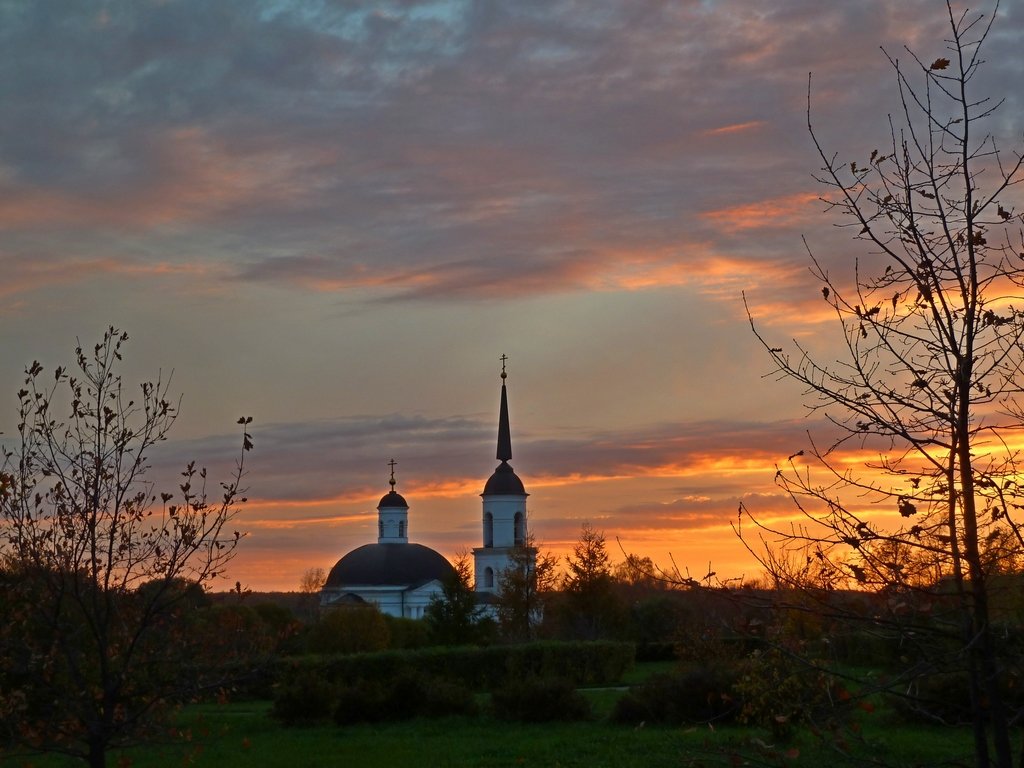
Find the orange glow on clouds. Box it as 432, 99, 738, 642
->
700, 192, 821, 231
701, 121, 767, 137
225, 447, 801, 590
224, 421, 1024, 592
0, 127, 328, 231
0, 257, 226, 300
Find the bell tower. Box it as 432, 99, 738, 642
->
474, 356, 532, 593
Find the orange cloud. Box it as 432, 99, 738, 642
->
0, 256, 226, 300
701, 121, 767, 137
700, 192, 821, 231
0, 126, 327, 232
243, 514, 366, 530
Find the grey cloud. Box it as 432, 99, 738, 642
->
5, 0, 1015, 301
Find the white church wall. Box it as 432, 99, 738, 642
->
321, 580, 444, 619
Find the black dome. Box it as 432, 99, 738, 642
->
482, 461, 528, 496
378, 490, 408, 508
325, 543, 455, 588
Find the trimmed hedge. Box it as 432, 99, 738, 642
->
491, 677, 592, 722
274, 670, 479, 726
269, 641, 633, 724
331, 672, 479, 725
273, 640, 634, 694
270, 668, 337, 724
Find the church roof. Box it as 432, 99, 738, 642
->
378, 489, 408, 508
483, 461, 527, 496
324, 543, 455, 588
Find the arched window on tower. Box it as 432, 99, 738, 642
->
378, 520, 383, 538
398, 520, 406, 538
483, 567, 494, 589
483, 512, 494, 548
514, 512, 525, 547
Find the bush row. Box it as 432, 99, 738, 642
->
613, 652, 846, 738
272, 669, 594, 725
274, 640, 634, 693
269, 640, 627, 726
272, 669, 479, 725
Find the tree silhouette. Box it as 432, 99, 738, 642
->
558, 523, 626, 640
744, 3, 1024, 765
425, 551, 486, 645
0, 328, 252, 768
495, 535, 559, 642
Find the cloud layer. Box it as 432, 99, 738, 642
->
1, 0, 1021, 589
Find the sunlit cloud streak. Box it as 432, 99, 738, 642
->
161, 413, 834, 515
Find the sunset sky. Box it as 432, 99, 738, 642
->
2, 1, 1022, 591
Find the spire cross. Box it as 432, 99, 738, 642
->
500, 353, 508, 380
388, 458, 397, 489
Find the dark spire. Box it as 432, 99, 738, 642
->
497, 355, 512, 462
484, 355, 527, 496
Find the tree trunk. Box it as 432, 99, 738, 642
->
959, 437, 1013, 768
88, 737, 107, 768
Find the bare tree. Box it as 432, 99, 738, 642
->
495, 535, 559, 642
299, 567, 327, 594
0, 328, 252, 768
297, 566, 328, 622
744, 3, 1024, 766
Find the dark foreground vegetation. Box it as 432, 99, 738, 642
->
3, 576, 1007, 767
12, 659, 978, 768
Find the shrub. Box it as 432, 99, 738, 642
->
503, 641, 635, 686
611, 665, 740, 726
268, 640, 633, 727
270, 671, 337, 725
634, 641, 677, 663
824, 628, 907, 668
276, 640, 634, 694
888, 668, 1024, 725
630, 595, 691, 647
332, 679, 390, 725
424, 677, 479, 717
734, 647, 836, 739
491, 677, 591, 722
331, 673, 478, 725
384, 615, 432, 649
306, 607, 390, 654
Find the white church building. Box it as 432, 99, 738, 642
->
320, 362, 536, 617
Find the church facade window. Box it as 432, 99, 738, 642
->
483, 567, 494, 588
483, 512, 494, 548
514, 511, 525, 547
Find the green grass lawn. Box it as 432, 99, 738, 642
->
6, 660, 979, 768
11, 697, 978, 768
